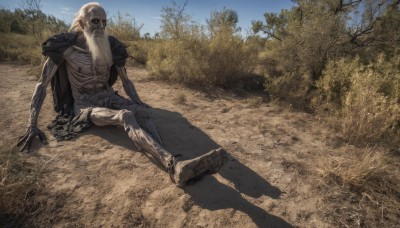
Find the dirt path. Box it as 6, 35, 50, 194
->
0, 63, 339, 227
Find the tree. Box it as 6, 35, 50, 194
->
144, 32, 151, 39
0, 8, 14, 33
107, 12, 143, 41
46, 15, 68, 33
252, 0, 400, 84
206, 8, 240, 36
370, 4, 400, 57
160, 0, 192, 39
251, 9, 290, 41
20, 0, 46, 44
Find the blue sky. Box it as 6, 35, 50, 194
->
0, 0, 295, 36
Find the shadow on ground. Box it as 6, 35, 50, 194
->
86, 107, 292, 227
154, 108, 291, 227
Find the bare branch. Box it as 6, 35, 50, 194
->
389, 0, 400, 8
342, 0, 363, 8
345, 0, 398, 46
333, 0, 363, 14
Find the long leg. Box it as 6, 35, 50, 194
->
130, 107, 163, 146
90, 107, 173, 169
110, 94, 163, 146
89, 107, 228, 187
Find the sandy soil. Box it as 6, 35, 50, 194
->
0, 63, 349, 227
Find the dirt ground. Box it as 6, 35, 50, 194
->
0, 63, 378, 227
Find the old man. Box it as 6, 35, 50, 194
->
17, 2, 227, 187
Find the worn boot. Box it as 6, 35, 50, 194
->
170, 148, 228, 187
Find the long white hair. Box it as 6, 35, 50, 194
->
69, 2, 102, 32
69, 2, 112, 67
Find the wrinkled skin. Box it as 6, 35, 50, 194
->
79, 6, 107, 38
18, 57, 57, 152
16, 3, 227, 187
17, 125, 47, 152
17, 5, 149, 152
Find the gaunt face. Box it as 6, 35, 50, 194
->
81, 6, 107, 37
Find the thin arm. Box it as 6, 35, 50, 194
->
29, 58, 58, 126
115, 66, 142, 104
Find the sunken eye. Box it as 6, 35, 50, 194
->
91, 19, 100, 24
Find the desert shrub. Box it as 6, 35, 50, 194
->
147, 27, 208, 84
264, 71, 312, 100
312, 57, 361, 113
257, 4, 347, 100
0, 33, 44, 79
315, 55, 400, 145
342, 71, 400, 144
205, 29, 258, 86
125, 39, 156, 65
147, 27, 204, 84
107, 12, 142, 41
147, 27, 258, 87
148, 4, 258, 87
18, 46, 42, 66
0, 33, 43, 65
245, 35, 266, 52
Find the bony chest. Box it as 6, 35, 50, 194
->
67, 50, 109, 77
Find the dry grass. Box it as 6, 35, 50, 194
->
341, 65, 400, 145
0, 33, 43, 65
0, 140, 42, 226
0, 33, 44, 80
125, 39, 155, 65
326, 148, 386, 188
315, 55, 400, 146
257, 122, 269, 134
246, 96, 263, 108
174, 93, 187, 105
318, 146, 400, 226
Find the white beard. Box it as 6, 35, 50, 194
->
84, 30, 113, 67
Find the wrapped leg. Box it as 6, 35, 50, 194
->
90, 107, 173, 168
90, 107, 228, 187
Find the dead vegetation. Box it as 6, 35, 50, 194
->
174, 93, 187, 105
318, 146, 400, 226
0, 140, 42, 227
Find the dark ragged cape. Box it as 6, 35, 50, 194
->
42, 32, 128, 140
